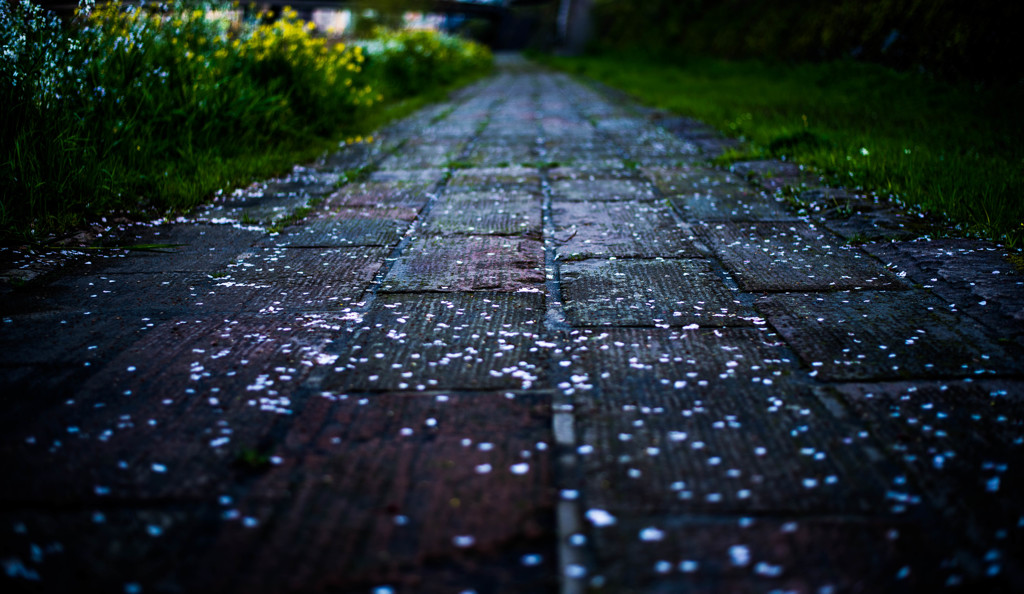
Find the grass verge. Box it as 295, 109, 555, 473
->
536, 52, 1024, 246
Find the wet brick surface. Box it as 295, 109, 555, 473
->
559, 260, 752, 327
2, 54, 1023, 594
698, 221, 908, 291
757, 291, 1021, 381
380, 235, 545, 292
323, 293, 545, 393
423, 190, 542, 236
551, 200, 705, 259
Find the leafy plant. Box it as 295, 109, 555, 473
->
1, 0, 492, 239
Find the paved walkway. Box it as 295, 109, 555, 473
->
2, 55, 1023, 593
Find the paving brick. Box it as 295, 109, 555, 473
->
262, 209, 411, 247
422, 190, 542, 236
324, 180, 433, 212
698, 221, 907, 291
757, 291, 1021, 380
191, 391, 556, 594
377, 140, 465, 170
862, 238, 1024, 343
381, 235, 544, 292
560, 259, 752, 327
824, 380, 1024, 570
1, 314, 357, 503
563, 328, 897, 513
550, 178, 656, 202
463, 142, 538, 167
551, 200, 705, 259
447, 166, 542, 191
207, 246, 389, 311
585, 516, 974, 592
323, 293, 546, 392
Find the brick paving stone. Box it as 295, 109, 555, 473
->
757, 291, 1021, 381
198, 177, 328, 224
376, 140, 466, 170
198, 246, 388, 312
546, 166, 636, 181
380, 235, 544, 292
20, 270, 223, 314
539, 120, 595, 140
447, 166, 542, 190
262, 174, 341, 198
594, 117, 643, 134
642, 165, 729, 193
317, 141, 377, 172
0, 507, 221, 593
792, 188, 926, 242
823, 380, 1024, 570
542, 139, 620, 159
0, 310, 159, 367
624, 140, 700, 167
730, 159, 821, 191
669, 191, 794, 222
0, 314, 356, 503
418, 122, 479, 138
261, 209, 411, 247
91, 224, 263, 274
0, 311, 170, 424
644, 166, 796, 221
586, 517, 971, 593
422, 190, 542, 236
368, 168, 448, 185
189, 391, 556, 594
559, 260, 753, 327
462, 142, 538, 167
322, 293, 546, 393
550, 178, 656, 202
698, 221, 908, 291
862, 238, 1024, 343
324, 180, 433, 212
563, 327, 793, 401
551, 200, 706, 259
564, 328, 895, 512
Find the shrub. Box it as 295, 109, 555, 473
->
0, 1, 491, 236
359, 29, 492, 99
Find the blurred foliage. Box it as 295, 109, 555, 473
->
591, 0, 1023, 84
0, 0, 490, 236
359, 29, 493, 99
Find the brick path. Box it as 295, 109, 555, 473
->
2, 54, 1023, 593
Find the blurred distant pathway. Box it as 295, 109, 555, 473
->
2, 54, 1023, 593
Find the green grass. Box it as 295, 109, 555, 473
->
537, 53, 1024, 246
